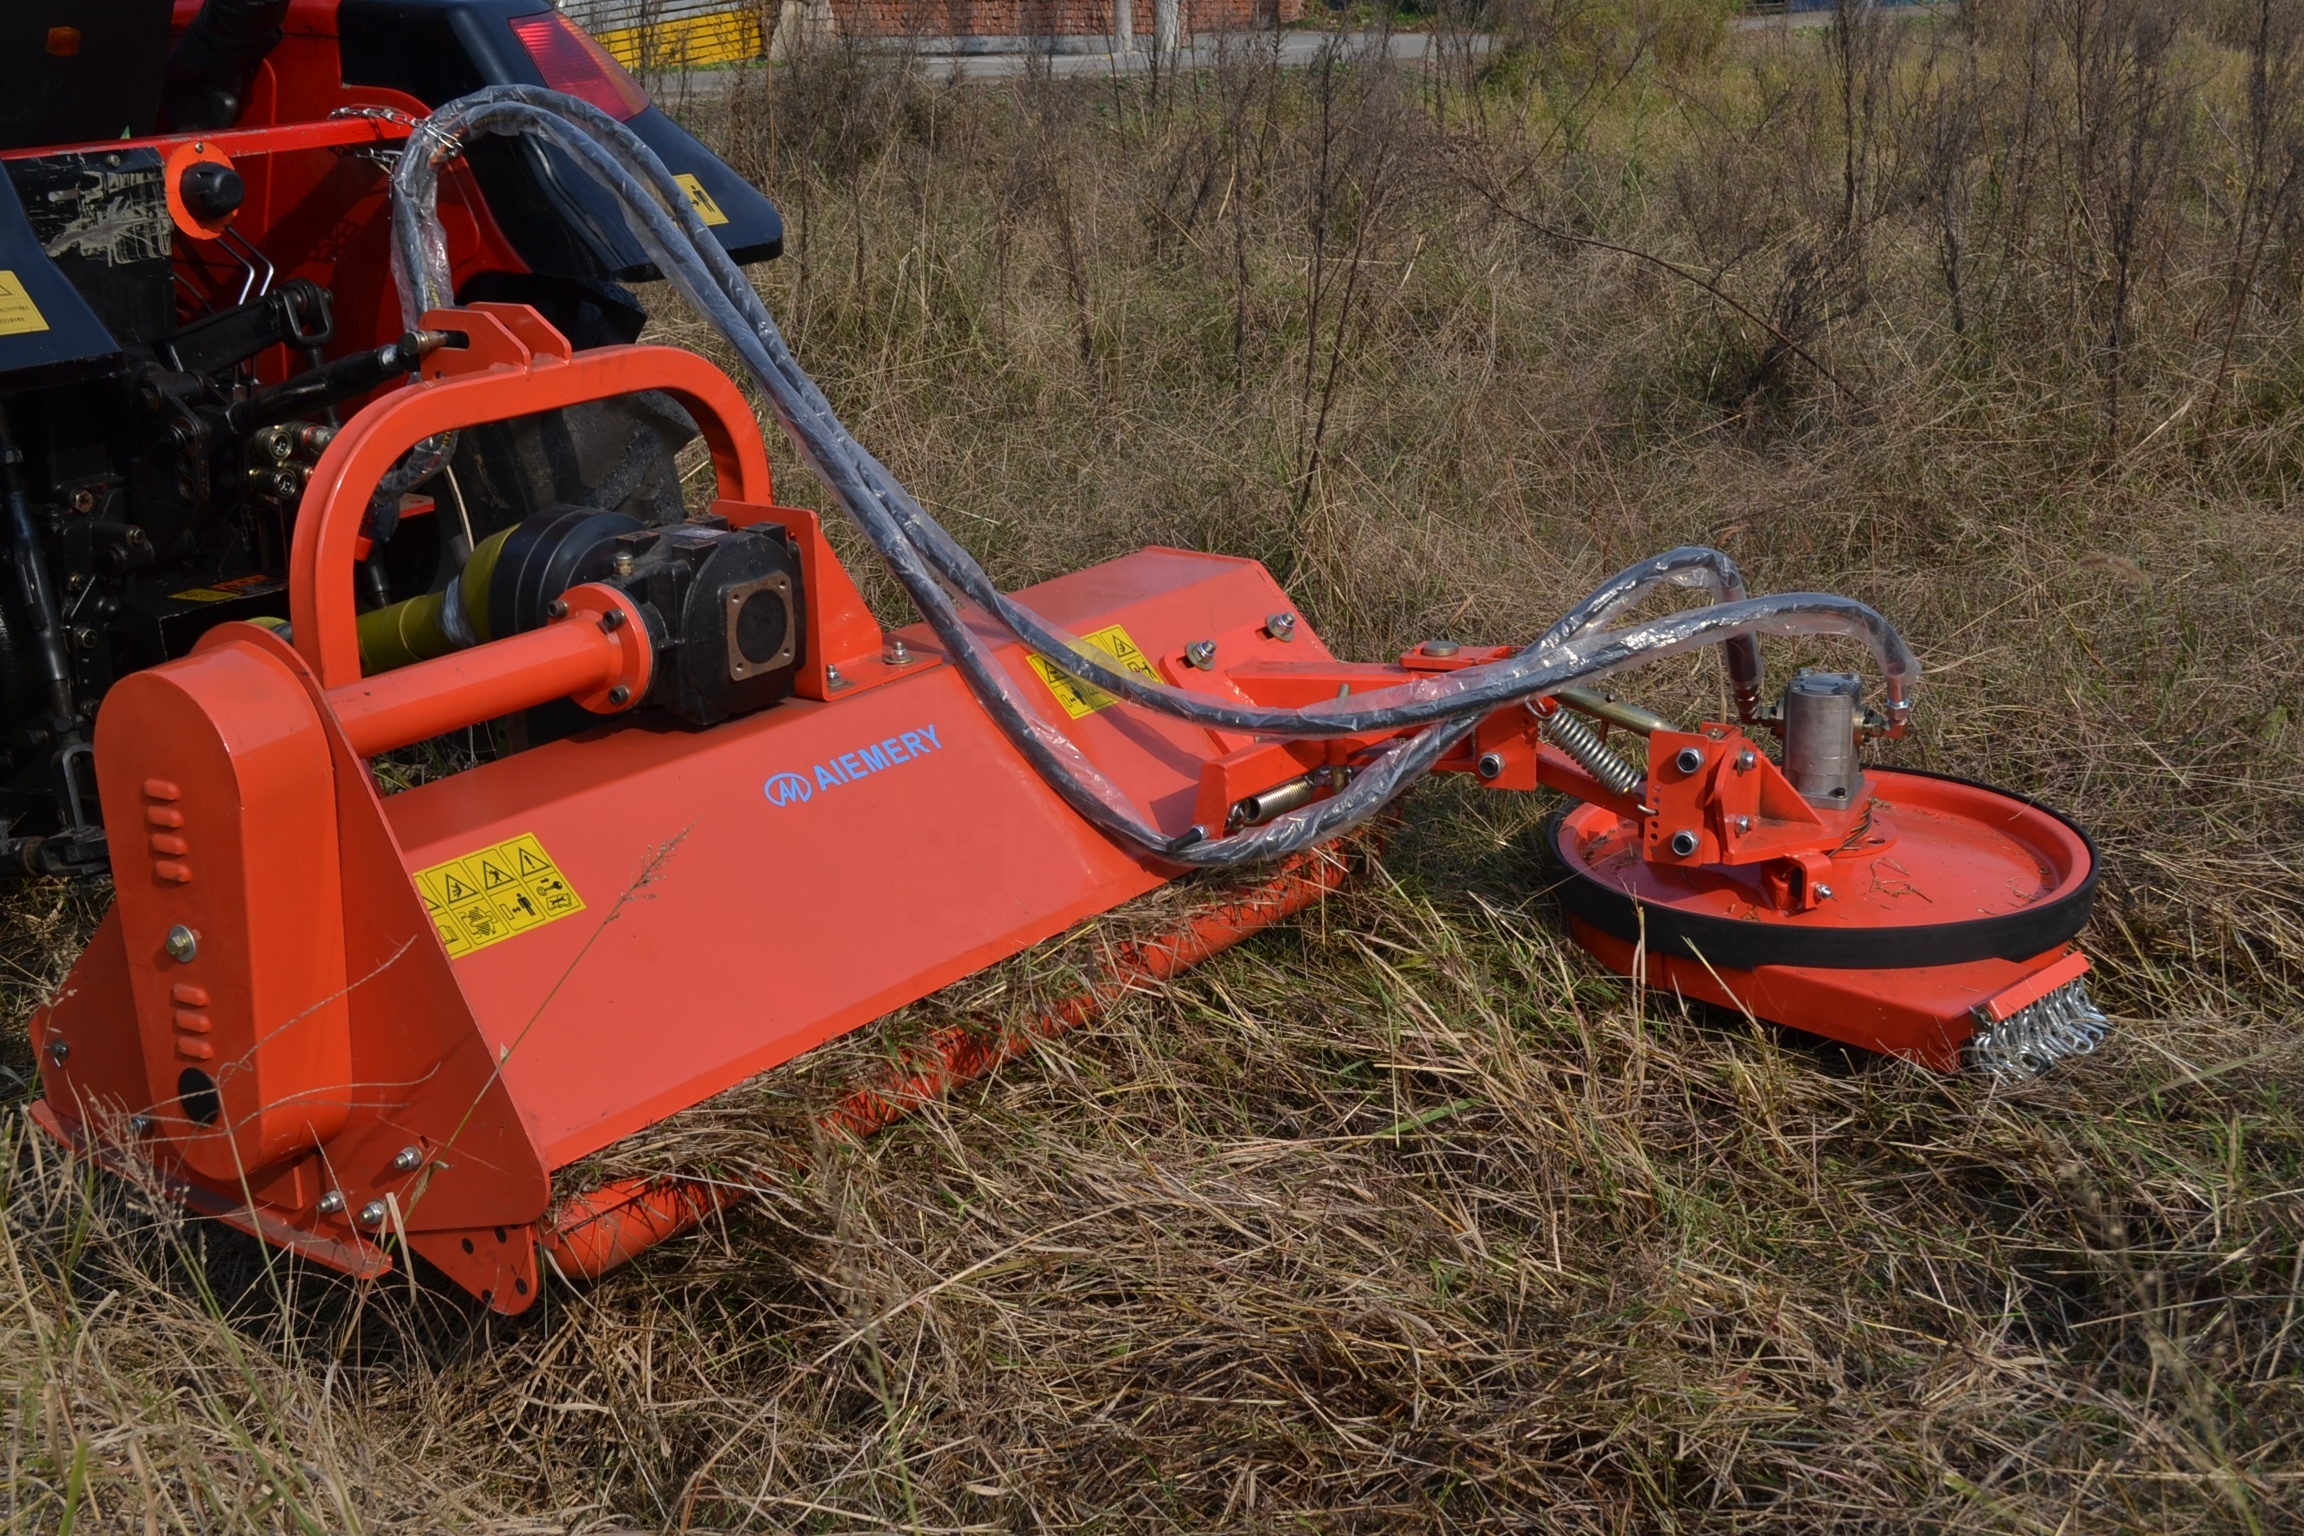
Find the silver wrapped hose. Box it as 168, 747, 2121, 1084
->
385, 89, 1921, 865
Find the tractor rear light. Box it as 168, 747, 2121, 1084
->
508, 13, 651, 121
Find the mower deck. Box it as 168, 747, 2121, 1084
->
26, 306, 2105, 1314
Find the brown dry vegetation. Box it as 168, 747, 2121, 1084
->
8, 1, 2304, 1529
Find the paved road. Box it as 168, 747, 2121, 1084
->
917, 29, 1487, 82
654, 30, 1485, 93
654, 4, 1946, 94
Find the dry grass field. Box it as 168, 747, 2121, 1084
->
6, 1, 2304, 1529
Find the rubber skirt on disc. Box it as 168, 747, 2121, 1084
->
1547, 769, 2097, 971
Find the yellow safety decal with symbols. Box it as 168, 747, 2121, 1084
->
1026, 622, 1163, 720
673, 173, 730, 227
0, 271, 49, 337
412, 832, 586, 960
170, 573, 284, 604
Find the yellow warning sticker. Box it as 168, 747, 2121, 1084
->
170, 573, 284, 604
0, 271, 49, 337
412, 832, 586, 960
673, 173, 730, 227
1026, 622, 1164, 720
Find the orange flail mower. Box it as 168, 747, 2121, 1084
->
25, 88, 2105, 1315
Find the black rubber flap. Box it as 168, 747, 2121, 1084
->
1546, 771, 2099, 971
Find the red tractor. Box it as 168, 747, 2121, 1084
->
0, 0, 779, 877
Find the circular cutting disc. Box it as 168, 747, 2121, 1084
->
1549, 769, 2097, 970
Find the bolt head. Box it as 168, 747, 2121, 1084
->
1185, 640, 1218, 670
1814, 884, 1834, 900
1669, 830, 1700, 857
127, 1114, 154, 1136
1736, 749, 1756, 771
826, 665, 848, 688
1476, 752, 1504, 781
1424, 639, 1460, 657
1674, 746, 1705, 775
1735, 815, 1752, 834
392, 1145, 423, 1172
44, 1037, 69, 1067
546, 598, 569, 621
883, 637, 911, 665
164, 925, 199, 962
611, 550, 636, 577
316, 1189, 346, 1215
1267, 612, 1298, 641
606, 684, 631, 706
358, 1200, 388, 1227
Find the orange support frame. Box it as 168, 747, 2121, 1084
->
289, 305, 775, 689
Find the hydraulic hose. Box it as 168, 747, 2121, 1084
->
386, 88, 1921, 866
